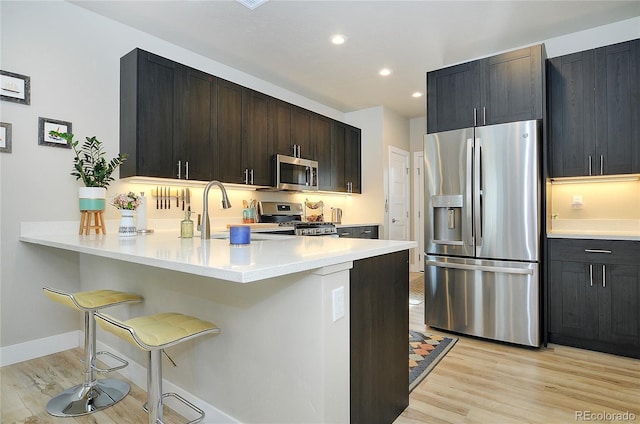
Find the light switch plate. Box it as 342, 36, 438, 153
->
332, 286, 345, 322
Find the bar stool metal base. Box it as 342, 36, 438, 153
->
46, 378, 130, 417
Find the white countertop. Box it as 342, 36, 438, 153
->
19, 222, 415, 283
548, 219, 640, 241
547, 231, 640, 241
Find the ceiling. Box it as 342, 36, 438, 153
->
72, 1, 639, 119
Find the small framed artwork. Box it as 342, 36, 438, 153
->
1, 70, 30, 105
38, 117, 72, 148
0, 122, 12, 153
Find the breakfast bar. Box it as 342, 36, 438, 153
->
20, 222, 416, 423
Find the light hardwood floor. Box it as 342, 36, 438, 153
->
2, 274, 639, 423
397, 273, 640, 424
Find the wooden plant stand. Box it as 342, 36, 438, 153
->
79, 210, 106, 235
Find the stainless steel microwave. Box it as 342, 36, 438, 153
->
275, 154, 318, 191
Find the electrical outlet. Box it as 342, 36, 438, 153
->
571, 195, 584, 209
332, 286, 345, 322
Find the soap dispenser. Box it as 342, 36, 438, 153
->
181, 210, 194, 238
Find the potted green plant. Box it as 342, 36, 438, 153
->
49, 130, 127, 211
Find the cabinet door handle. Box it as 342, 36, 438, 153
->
589, 264, 593, 287
244, 169, 249, 184
185, 161, 189, 180
584, 249, 612, 254
177, 160, 181, 179
602, 265, 606, 288
600, 155, 604, 175
250, 169, 254, 185
483, 107, 486, 126
588, 155, 592, 176
473, 108, 477, 127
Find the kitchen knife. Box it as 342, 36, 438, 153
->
181, 189, 185, 211
156, 186, 159, 209
168, 187, 171, 209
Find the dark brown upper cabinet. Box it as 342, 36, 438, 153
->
427, 44, 545, 133
178, 66, 216, 181
242, 89, 271, 186
215, 79, 244, 184
271, 101, 316, 160
120, 49, 178, 179
214, 80, 272, 186
313, 114, 333, 190
120, 48, 361, 193
549, 39, 640, 177
120, 48, 215, 181
330, 122, 361, 193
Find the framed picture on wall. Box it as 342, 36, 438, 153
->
38, 117, 72, 148
0, 122, 12, 153
1, 70, 30, 105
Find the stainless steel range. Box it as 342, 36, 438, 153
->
258, 201, 337, 236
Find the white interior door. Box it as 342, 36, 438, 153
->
412, 151, 424, 272
388, 146, 410, 241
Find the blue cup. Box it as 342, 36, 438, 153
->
229, 225, 251, 245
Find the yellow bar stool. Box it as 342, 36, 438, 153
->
42, 287, 143, 416
95, 312, 220, 424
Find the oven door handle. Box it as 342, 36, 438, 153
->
425, 260, 533, 275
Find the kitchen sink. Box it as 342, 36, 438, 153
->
208, 233, 293, 242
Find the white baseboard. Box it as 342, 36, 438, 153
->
1, 332, 238, 423
0, 330, 81, 367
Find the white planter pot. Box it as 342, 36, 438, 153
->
118, 209, 137, 237
78, 187, 106, 211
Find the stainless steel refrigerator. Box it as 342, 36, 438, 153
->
423, 119, 541, 347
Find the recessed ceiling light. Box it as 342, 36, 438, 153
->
379, 68, 392, 76
331, 34, 347, 45
412, 92, 423, 98
236, 0, 269, 9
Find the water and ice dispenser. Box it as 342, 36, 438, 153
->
432, 195, 463, 245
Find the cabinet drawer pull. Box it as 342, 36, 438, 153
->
589, 264, 593, 287
584, 249, 612, 254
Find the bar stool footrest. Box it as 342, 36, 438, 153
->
93, 350, 129, 373
143, 392, 205, 424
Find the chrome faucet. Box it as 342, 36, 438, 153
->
201, 180, 232, 239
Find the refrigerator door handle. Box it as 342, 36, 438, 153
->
474, 137, 483, 248
466, 139, 474, 247
425, 259, 534, 275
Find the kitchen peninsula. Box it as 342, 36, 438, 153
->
20, 222, 415, 423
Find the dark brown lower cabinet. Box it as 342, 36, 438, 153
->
350, 250, 409, 423
338, 225, 379, 239
548, 239, 640, 358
